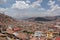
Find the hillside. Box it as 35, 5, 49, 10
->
24, 16, 60, 22
0, 13, 19, 30
0, 13, 60, 32
0, 13, 17, 24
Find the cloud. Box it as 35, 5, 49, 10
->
0, 0, 60, 19
57, 0, 60, 1
0, 0, 7, 4
12, 1, 30, 9
0, 0, 44, 19
0, 7, 46, 19
0, 8, 7, 13
48, 0, 55, 8
46, 0, 60, 16
31, 0, 42, 8
26, 0, 30, 3
12, 0, 43, 9
47, 0, 60, 12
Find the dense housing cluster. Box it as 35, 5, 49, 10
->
0, 13, 60, 40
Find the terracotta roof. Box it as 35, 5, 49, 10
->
55, 37, 60, 40
13, 28, 23, 32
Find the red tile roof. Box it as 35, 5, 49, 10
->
13, 28, 23, 32
55, 37, 60, 40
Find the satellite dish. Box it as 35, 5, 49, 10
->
34, 31, 43, 37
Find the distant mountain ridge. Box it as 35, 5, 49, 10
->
0, 13, 60, 22
24, 16, 60, 22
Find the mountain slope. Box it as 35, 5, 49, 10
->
0, 13, 18, 30
24, 16, 60, 22
0, 13, 16, 24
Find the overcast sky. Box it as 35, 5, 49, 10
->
0, 0, 60, 19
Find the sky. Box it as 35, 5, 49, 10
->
0, 0, 60, 19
